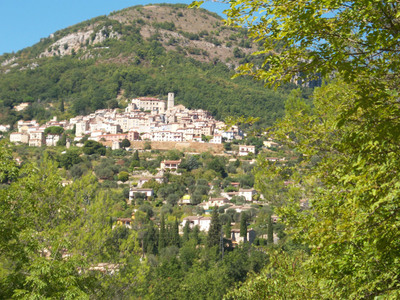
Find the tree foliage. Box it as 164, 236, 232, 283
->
44, 126, 64, 135
207, 207, 222, 249
191, 0, 400, 298
83, 140, 106, 156
120, 138, 131, 148
0, 145, 99, 298
220, 0, 400, 92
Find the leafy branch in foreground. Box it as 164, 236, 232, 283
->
191, 0, 400, 298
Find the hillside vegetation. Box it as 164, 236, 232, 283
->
0, 4, 297, 128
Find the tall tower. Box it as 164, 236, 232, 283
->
168, 92, 174, 110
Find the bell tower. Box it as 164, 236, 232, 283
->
168, 92, 174, 110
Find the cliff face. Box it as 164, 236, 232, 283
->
39, 26, 122, 58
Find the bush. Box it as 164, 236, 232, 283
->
153, 21, 176, 31
70, 164, 84, 179
95, 167, 114, 180
44, 126, 64, 135
118, 171, 129, 182
101, 180, 118, 189
120, 139, 131, 148
58, 149, 81, 169
83, 140, 106, 155
144, 141, 151, 150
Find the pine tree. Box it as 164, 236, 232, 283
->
172, 218, 180, 248
145, 221, 158, 255
207, 207, 221, 248
133, 150, 140, 161
240, 212, 248, 243
182, 221, 190, 243
224, 221, 232, 239
166, 223, 173, 246
59, 98, 64, 113
191, 225, 200, 245
131, 150, 140, 169
158, 214, 166, 252
267, 213, 274, 245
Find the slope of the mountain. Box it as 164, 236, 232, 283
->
0, 4, 295, 128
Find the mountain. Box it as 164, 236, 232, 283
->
0, 4, 295, 128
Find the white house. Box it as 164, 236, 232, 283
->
129, 188, 154, 203
199, 198, 230, 210
230, 228, 256, 244
28, 131, 45, 147
239, 145, 256, 156
17, 120, 39, 133
181, 216, 212, 232
46, 134, 61, 146
263, 140, 279, 148
153, 131, 183, 142
10, 132, 29, 144
209, 134, 222, 144
0, 124, 10, 132
75, 121, 89, 137
238, 188, 257, 201
111, 141, 120, 150
160, 160, 181, 170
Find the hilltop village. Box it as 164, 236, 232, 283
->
2, 92, 291, 298
9, 93, 243, 148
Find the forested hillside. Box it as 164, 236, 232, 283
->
0, 4, 296, 128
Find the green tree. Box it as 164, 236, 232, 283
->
59, 98, 65, 112
83, 140, 106, 155
58, 148, 81, 169
70, 164, 84, 179
224, 251, 318, 299
224, 221, 232, 239
267, 213, 274, 246
171, 219, 180, 248
207, 157, 227, 178
193, 0, 400, 298
167, 193, 179, 206
191, 225, 201, 245
182, 221, 191, 243
223, 142, 232, 151
118, 171, 129, 182
44, 126, 64, 135
121, 138, 131, 148
133, 149, 140, 161
0, 147, 98, 298
207, 207, 221, 249
56, 133, 67, 146
179, 239, 197, 271
130, 150, 140, 169
145, 221, 158, 255
158, 213, 167, 252
144, 141, 151, 150
240, 212, 248, 243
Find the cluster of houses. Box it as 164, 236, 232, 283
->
128, 169, 262, 245
8, 93, 244, 148
9, 118, 69, 147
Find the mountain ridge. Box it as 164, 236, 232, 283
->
0, 4, 293, 129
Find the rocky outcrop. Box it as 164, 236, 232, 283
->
40, 26, 121, 58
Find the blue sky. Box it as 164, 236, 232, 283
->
0, 1, 229, 55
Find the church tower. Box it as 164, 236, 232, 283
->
168, 92, 174, 110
